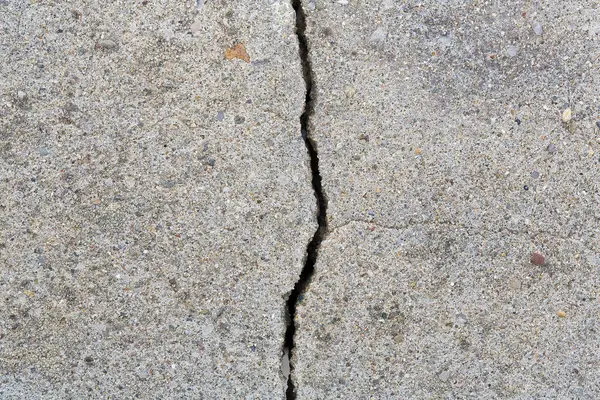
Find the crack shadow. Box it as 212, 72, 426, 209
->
284, 0, 328, 399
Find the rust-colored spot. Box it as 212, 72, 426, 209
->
530, 252, 545, 265
225, 43, 250, 63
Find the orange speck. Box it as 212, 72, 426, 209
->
225, 43, 250, 63
556, 310, 566, 318
415, 148, 422, 155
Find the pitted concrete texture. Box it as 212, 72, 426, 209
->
293, 0, 600, 398
0, 1, 314, 398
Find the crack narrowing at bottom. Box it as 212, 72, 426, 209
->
283, 0, 328, 399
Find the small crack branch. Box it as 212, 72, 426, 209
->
284, 0, 328, 399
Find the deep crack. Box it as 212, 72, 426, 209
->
284, 0, 327, 398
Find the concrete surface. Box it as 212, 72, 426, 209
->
293, 0, 600, 398
0, 1, 315, 398
3, 0, 600, 399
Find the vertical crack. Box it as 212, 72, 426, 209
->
284, 0, 327, 399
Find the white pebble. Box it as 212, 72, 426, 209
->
190, 20, 202, 34
162, 28, 174, 41
370, 27, 387, 44
533, 21, 543, 36
507, 45, 518, 57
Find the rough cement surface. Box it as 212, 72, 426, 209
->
294, 0, 600, 398
0, 1, 314, 398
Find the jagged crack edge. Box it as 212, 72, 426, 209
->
284, 0, 327, 399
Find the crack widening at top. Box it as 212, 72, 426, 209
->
284, 0, 327, 399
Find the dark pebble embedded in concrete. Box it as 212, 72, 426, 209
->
235, 115, 245, 124
546, 143, 557, 153
530, 252, 545, 265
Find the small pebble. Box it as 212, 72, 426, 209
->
595, 121, 600, 129
507, 45, 518, 57
556, 310, 566, 318
345, 86, 356, 98
98, 39, 117, 49
562, 108, 572, 123
216, 111, 224, 121
533, 21, 543, 36
369, 27, 387, 44
234, 115, 245, 124
39, 147, 50, 156
546, 143, 557, 153
523, 185, 529, 191
530, 252, 545, 265
17, 91, 27, 101
509, 277, 521, 290
191, 20, 202, 34
307, 1, 316, 11
161, 28, 174, 41
530, 171, 539, 179
439, 370, 450, 382
207, 158, 215, 167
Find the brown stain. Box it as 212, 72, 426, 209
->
225, 43, 250, 63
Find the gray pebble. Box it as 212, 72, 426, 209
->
596, 121, 600, 129
531, 170, 540, 179
370, 28, 387, 45
17, 91, 27, 101
439, 370, 450, 382
533, 22, 543, 36
207, 158, 215, 167
160, 180, 176, 188
39, 148, 50, 156
546, 143, 557, 153
235, 115, 245, 124
216, 111, 224, 121
506, 46, 518, 57
98, 39, 117, 49
64, 102, 78, 112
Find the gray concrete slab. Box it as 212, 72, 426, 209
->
0, 1, 314, 398
294, 0, 600, 397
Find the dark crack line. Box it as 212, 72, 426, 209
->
284, 0, 327, 399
